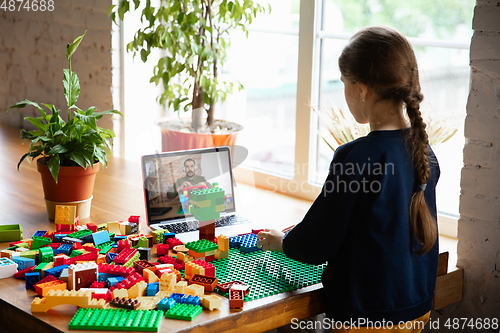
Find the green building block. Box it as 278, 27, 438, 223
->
69, 308, 163, 331
99, 245, 113, 254
151, 230, 164, 244
0, 224, 22, 242
211, 248, 326, 302
185, 239, 218, 253
96, 223, 108, 232
70, 250, 83, 258
31, 236, 52, 250
15, 242, 30, 249
68, 229, 92, 239
135, 237, 149, 249
164, 303, 202, 321
39, 246, 54, 263
123, 252, 141, 268
20, 250, 37, 259
34, 262, 50, 274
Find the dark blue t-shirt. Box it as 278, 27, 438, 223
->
282, 129, 440, 325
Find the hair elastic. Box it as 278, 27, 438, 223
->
419, 183, 427, 191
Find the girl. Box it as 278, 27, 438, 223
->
257, 26, 440, 332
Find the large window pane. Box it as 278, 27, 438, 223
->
217, 1, 300, 178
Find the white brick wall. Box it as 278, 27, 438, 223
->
430, 1, 500, 331
0, 0, 113, 130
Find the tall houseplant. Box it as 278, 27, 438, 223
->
7, 31, 122, 219
108, 0, 269, 150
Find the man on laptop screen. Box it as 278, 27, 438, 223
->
166, 158, 212, 199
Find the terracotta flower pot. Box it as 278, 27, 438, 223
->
37, 158, 100, 220
156, 118, 242, 152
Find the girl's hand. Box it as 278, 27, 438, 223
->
257, 229, 285, 252
281, 225, 295, 233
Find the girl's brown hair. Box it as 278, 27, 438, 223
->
338, 26, 436, 254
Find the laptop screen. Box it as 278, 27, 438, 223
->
141, 147, 236, 226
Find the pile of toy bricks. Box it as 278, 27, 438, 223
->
0, 205, 262, 331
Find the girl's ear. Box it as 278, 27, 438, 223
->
358, 82, 372, 102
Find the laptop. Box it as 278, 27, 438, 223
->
141, 146, 255, 242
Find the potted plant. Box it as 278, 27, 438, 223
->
7, 31, 122, 220
108, 0, 269, 151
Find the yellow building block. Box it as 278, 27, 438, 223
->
159, 272, 176, 292
185, 284, 204, 297
215, 250, 229, 260
137, 295, 164, 310
54, 205, 76, 225
41, 262, 54, 278
143, 268, 159, 283
190, 199, 212, 208
217, 235, 229, 252
112, 288, 129, 298
31, 290, 105, 312
202, 295, 222, 311
97, 254, 106, 265
128, 281, 147, 298
106, 221, 121, 235
174, 281, 188, 293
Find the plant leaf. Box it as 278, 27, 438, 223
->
17, 153, 30, 170
63, 69, 80, 108
67, 150, 87, 168
47, 155, 61, 183
66, 31, 87, 61
47, 144, 69, 155
7, 99, 47, 120
24, 117, 48, 131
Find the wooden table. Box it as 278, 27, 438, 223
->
0, 123, 462, 333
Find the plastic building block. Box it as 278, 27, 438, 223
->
0, 257, 18, 279
184, 262, 204, 280
143, 268, 159, 283
109, 272, 144, 292
128, 280, 148, 298
33, 230, 47, 238
135, 237, 150, 249
217, 235, 229, 252
113, 248, 137, 264
169, 293, 185, 303
151, 230, 165, 244
39, 246, 54, 263
119, 222, 138, 235
106, 221, 122, 235
110, 297, 141, 310
106, 276, 125, 287
185, 239, 218, 253
165, 237, 183, 250
183, 295, 201, 306
25, 271, 41, 289
229, 288, 244, 310
35, 279, 67, 296
146, 282, 159, 296
68, 262, 98, 291
89, 281, 106, 288
31, 236, 52, 250
211, 248, 325, 301
229, 233, 261, 253
159, 272, 176, 292
189, 274, 218, 292
19, 250, 37, 260
92, 230, 110, 246
54, 205, 76, 225
85, 222, 98, 233
112, 289, 129, 298
14, 265, 35, 279
157, 297, 176, 311
174, 281, 187, 293
164, 303, 202, 321
216, 281, 247, 294
117, 239, 131, 251
12, 256, 35, 270
62, 237, 84, 245
134, 260, 156, 275
192, 259, 215, 277
31, 289, 106, 312
0, 224, 23, 242
128, 215, 140, 225
136, 295, 164, 310
68, 229, 93, 240
98, 263, 135, 277
69, 308, 163, 331
137, 247, 151, 261
156, 244, 169, 256
163, 232, 175, 240
202, 294, 222, 311
157, 255, 185, 271
185, 284, 204, 297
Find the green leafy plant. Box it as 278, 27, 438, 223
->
7, 31, 122, 183
108, 0, 269, 130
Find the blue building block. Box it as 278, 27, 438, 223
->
106, 252, 118, 264
114, 235, 127, 242
53, 234, 67, 243
230, 233, 260, 253
57, 244, 73, 255
12, 256, 35, 270
163, 232, 175, 240
105, 276, 125, 287
146, 282, 159, 296
157, 297, 176, 311
33, 231, 47, 238
92, 230, 110, 246
98, 273, 121, 283
183, 295, 201, 306
25, 272, 40, 289
44, 264, 69, 279
169, 293, 185, 304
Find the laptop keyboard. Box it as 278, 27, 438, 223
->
154, 215, 252, 234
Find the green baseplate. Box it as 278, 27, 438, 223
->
209, 248, 326, 301
69, 308, 164, 331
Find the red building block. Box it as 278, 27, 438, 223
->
192, 259, 215, 277
86, 223, 98, 233
156, 244, 169, 256
117, 239, 131, 251
65, 251, 98, 266
109, 272, 144, 292
113, 248, 137, 264
128, 215, 140, 225
229, 288, 245, 310
166, 238, 183, 250
98, 263, 135, 277
14, 266, 35, 279
157, 255, 185, 271
49, 243, 62, 250
89, 281, 106, 288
